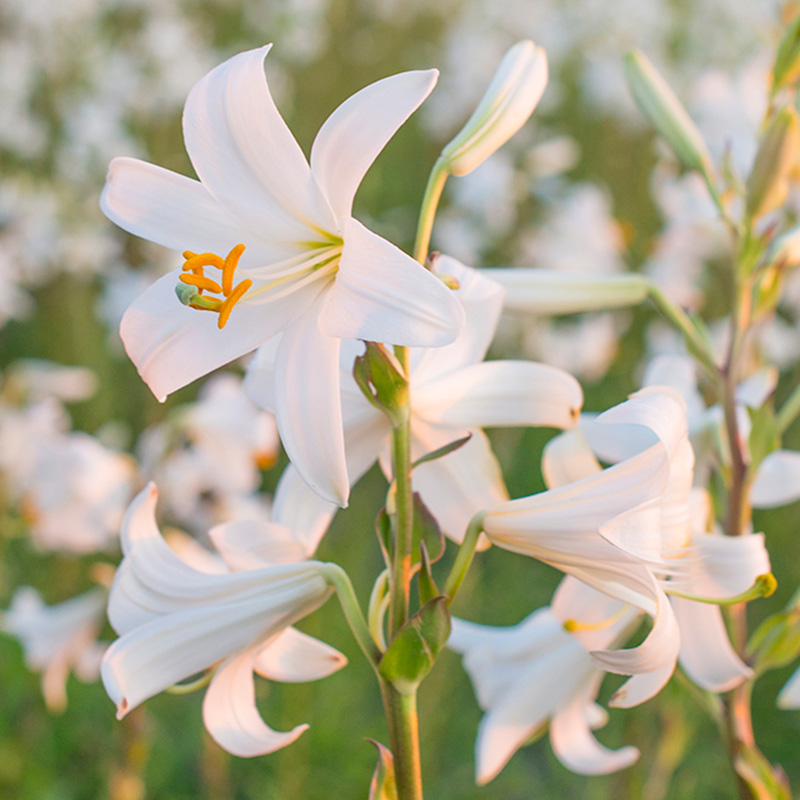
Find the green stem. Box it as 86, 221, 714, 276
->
380, 681, 423, 800
322, 564, 382, 670
443, 513, 485, 605
776, 380, 800, 434
413, 157, 449, 265
389, 407, 413, 635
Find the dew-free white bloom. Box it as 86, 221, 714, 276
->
102, 483, 343, 756
247, 255, 582, 548
450, 576, 640, 784
3, 587, 107, 712
102, 45, 465, 507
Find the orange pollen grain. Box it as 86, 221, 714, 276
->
180, 244, 249, 328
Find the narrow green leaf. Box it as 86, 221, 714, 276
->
375, 508, 393, 569
367, 740, 397, 800
411, 434, 472, 469
411, 492, 445, 565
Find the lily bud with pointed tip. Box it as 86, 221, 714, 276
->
772, 15, 800, 94
441, 40, 547, 176
623, 50, 713, 177
746, 106, 800, 221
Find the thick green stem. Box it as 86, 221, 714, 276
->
389, 407, 413, 635
380, 681, 423, 800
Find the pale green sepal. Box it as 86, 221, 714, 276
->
367, 739, 398, 800
772, 15, 800, 94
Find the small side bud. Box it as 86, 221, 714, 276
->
623, 49, 714, 177
772, 15, 800, 94
440, 40, 547, 176
746, 106, 800, 221
353, 342, 409, 425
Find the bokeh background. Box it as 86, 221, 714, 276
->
0, 0, 799, 797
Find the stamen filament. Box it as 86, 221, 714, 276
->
563, 604, 632, 633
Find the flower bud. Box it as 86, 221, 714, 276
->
440, 40, 547, 176
772, 15, 800, 93
746, 106, 800, 221
479, 268, 650, 314
623, 50, 713, 176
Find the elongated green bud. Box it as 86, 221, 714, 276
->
746, 107, 800, 220
772, 15, 800, 93
441, 40, 547, 176
623, 49, 713, 176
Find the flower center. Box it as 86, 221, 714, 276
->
175, 244, 253, 329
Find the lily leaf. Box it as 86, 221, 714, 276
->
411, 434, 472, 469
367, 740, 397, 800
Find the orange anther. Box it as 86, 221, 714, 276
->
222, 243, 246, 296
179, 273, 223, 294
217, 278, 253, 329
183, 252, 226, 272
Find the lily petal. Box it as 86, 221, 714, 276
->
750, 450, 800, 508
100, 157, 283, 265
319, 217, 465, 347
690, 531, 770, 598
183, 46, 334, 239
778, 666, 800, 709
209, 520, 311, 570
413, 361, 582, 430
542, 429, 602, 490
550, 692, 639, 775
310, 70, 438, 220
203, 649, 307, 757
253, 627, 346, 682
671, 596, 751, 692
120, 271, 309, 402
273, 306, 348, 506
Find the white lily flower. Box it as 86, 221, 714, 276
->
3, 587, 107, 713
248, 255, 582, 549
450, 576, 640, 784
102, 45, 465, 507
102, 484, 345, 756
483, 389, 691, 706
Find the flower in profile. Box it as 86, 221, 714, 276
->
3, 586, 107, 713
248, 255, 582, 546
450, 576, 640, 784
102, 484, 345, 756
102, 45, 465, 507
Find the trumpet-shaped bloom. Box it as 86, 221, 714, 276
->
102, 45, 465, 507
450, 576, 640, 784
102, 484, 344, 757
247, 255, 582, 550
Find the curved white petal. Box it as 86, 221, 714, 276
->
183, 46, 334, 239
273, 306, 348, 506
413, 428, 507, 544
203, 649, 307, 757
413, 361, 582, 430
672, 596, 751, 692
120, 271, 308, 402
690, 532, 770, 598
253, 627, 346, 682
750, 450, 800, 508
319, 218, 465, 347
209, 520, 311, 570
778, 665, 800, 709
542, 430, 602, 490
271, 466, 340, 557
608, 661, 675, 709
411, 256, 505, 384
310, 70, 438, 219
579, 414, 658, 464
100, 158, 283, 265
243, 337, 282, 412
550, 693, 639, 775
642, 355, 705, 423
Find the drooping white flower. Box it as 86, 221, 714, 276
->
247, 255, 582, 549
102, 484, 344, 756
3, 586, 107, 712
102, 45, 465, 507
450, 576, 640, 785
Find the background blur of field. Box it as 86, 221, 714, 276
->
0, 0, 798, 797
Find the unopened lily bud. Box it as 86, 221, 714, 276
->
440, 40, 547, 176
479, 268, 650, 314
766, 224, 800, 267
623, 50, 713, 177
772, 15, 800, 93
746, 106, 800, 220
